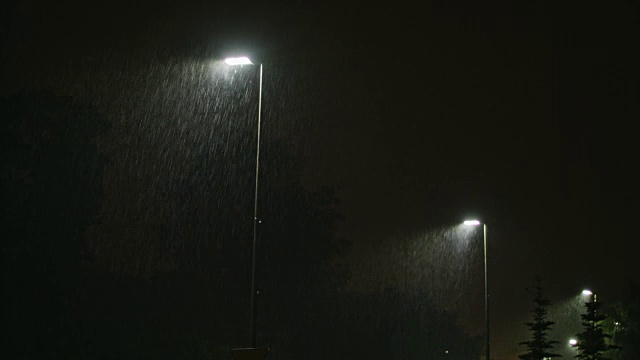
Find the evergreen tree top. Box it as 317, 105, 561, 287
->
518, 277, 562, 360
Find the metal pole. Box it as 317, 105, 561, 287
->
483, 223, 490, 360
249, 63, 263, 348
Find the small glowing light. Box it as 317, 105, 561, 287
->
224, 57, 253, 65
614, 322, 620, 326
569, 339, 577, 346
463, 220, 481, 226
582, 290, 593, 296
445, 350, 449, 354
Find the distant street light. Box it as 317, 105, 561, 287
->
582, 289, 597, 302
463, 219, 489, 360
225, 56, 263, 348
569, 339, 578, 346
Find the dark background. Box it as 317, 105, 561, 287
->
2, 0, 639, 359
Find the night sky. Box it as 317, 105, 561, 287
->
2, 0, 639, 359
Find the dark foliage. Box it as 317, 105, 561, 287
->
574, 296, 621, 360
603, 281, 640, 360
518, 277, 561, 360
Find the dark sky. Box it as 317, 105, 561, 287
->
2, 0, 639, 359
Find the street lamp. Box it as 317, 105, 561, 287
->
582, 289, 596, 302
569, 339, 578, 346
225, 56, 263, 348
463, 219, 489, 360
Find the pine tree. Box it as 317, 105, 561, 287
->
519, 277, 561, 360
574, 295, 621, 360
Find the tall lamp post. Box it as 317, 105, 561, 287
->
463, 220, 489, 360
225, 56, 263, 348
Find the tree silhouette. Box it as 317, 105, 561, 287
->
574, 295, 621, 360
519, 277, 561, 360
603, 281, 640, 360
